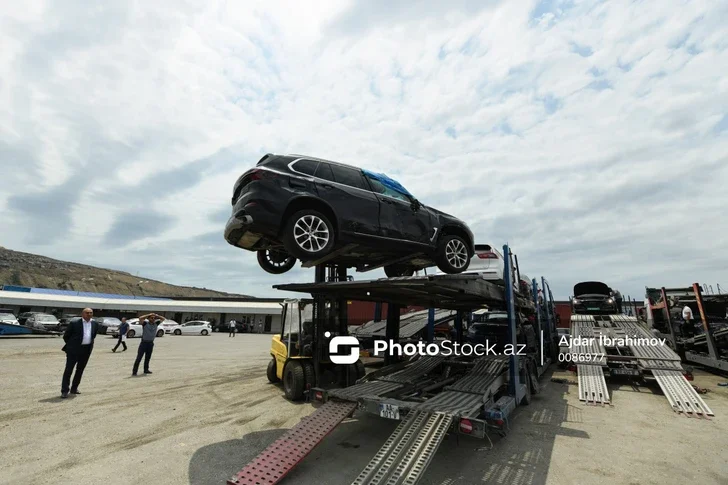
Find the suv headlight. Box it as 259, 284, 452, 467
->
607, 298, 614, 304
573, 298, 581, 305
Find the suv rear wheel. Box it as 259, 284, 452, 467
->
257, 249, 297, 274
283, 209, 335, 261
436, 235, 470, 274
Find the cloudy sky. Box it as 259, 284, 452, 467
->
1, 0, 727, 300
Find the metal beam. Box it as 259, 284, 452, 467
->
693, 283, 720, 361
503, 244, 521, 400
385, 304, 401, 366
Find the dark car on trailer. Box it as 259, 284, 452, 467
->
224, 153, 475, 277
571, 281, 618, 315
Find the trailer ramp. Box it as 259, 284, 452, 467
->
227, 401, 356, 485
352, 411, 453, 485
653, 370, 714, 416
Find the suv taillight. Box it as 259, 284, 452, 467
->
249, 169, 278, 181
476, 252, 498, 259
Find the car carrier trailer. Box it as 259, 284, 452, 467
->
647, 284, 728, 373
227, 245, 560, 485
568, 282, 714, 416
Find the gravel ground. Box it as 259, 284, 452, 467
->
1, 334, 727, 485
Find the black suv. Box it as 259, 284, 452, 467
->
224, 154, 475, 276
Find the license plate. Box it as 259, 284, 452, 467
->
587, 307, 600, 311
611, 368, 639, 376
379, 403, 399, 420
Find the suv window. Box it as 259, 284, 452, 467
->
314, 162, 336, 182
330, 165, 368, 190
364, 174, 410, 202
291, 159, 319, 176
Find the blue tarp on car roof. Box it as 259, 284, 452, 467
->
361, 169, 413, 198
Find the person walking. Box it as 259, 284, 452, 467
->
132, 313, 164, 376
112, 317, 129, 352
229, 319, 237, 337
60, 308, 99, 398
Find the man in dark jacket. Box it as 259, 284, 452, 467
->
61, 308, 98, 398
112, 317, 129, 352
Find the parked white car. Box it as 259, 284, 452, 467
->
176, 320, 212, 336
119, 319, 165, 339
160, 320, 182, 334
0, 312, 19, 325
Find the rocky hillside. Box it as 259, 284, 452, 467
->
0, 246, 250, 298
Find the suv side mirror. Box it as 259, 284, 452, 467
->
411, 198, 421, 211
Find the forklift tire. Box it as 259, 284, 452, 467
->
283, 361, 306, 401
354, 359, 366, 380
302, 361, 315, 390
267, 358, 279, 383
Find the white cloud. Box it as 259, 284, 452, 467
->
1, 0, 727, 299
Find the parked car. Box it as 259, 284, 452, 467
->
176, 321, 212, 336
572, 281, 618, 315
0, 310, 19, 325
22, 313, 61, 331
160, 320, 182, 334
467, 311, 510, 345
58, 314, 80, 332
434, 243, 530, 293
224, 153, 475, 277
123, 319, 165, 339
96, 317, 122, 335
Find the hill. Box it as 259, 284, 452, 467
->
0, 246, 250, 298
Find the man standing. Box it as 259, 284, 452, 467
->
132, 313, 164, 376
229, 319, 236, 337
61, 308, 98, 398
112, 317, 129, 352
614, 289, 623, 313
682, 305, 694, 338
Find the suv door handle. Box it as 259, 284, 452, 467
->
379, 198, 392, 204
321, 183, 334, 189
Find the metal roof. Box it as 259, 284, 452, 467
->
0, 290, 282, 314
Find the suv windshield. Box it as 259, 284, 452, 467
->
100, 318, 121, 325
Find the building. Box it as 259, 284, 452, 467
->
0, 286, 284, 333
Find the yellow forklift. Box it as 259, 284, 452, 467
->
266, 298, 365, 401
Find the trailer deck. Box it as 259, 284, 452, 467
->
570, 313, 713, 415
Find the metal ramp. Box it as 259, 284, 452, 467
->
227, 401, 356, 485
577, 364, 610, 404
653, 370, 714, 416
351, 411, 453, 485
570, 315, 610, 404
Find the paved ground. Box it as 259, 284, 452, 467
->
1, 334, 727, 485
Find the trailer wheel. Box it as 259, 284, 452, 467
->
435, 235, 471, 274
521, 372, 532, 405
267, 358, 279, 383
354, 359, 366, 380
283, 361, 305, 401
384, 265, 414, 278
302, 361, 315, 390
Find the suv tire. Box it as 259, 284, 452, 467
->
384, 265, 415, 278
435, 235, 471, 274
257, 249, 297, 274
283, 209, 335, 261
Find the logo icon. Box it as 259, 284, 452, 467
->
326, 332, 360, 364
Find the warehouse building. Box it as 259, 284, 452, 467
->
0, 286, 285, 333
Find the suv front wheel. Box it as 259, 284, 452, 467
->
283, 209, 336, 261
257, 249, 297, 274
435, 235, 471, 274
